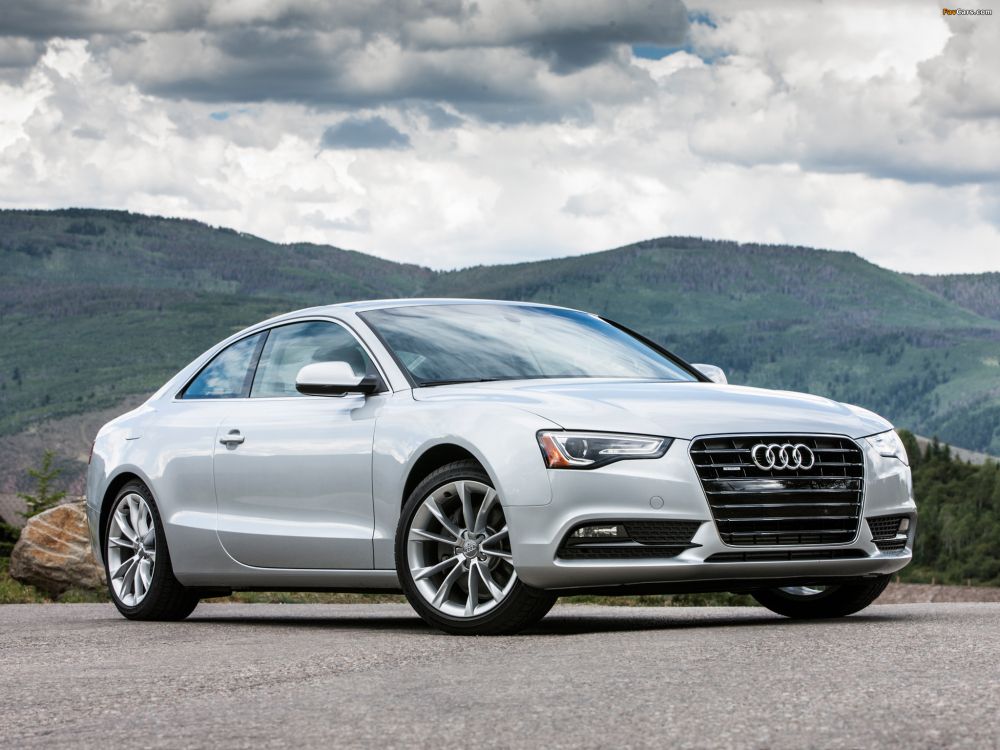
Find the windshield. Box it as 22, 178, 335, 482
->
360, 304, 698, 386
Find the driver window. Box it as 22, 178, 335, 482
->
250, 321, 374, 398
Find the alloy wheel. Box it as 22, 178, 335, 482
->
406, 480, 516, 618
106, 492, 157, 607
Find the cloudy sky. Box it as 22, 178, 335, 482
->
1, 0, 998, 273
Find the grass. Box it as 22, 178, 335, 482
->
207, 591, 408, 605
0, 557, 106, 604
209, 592, 756, 606
563, 592, 756, 607
1, 557, 756, 607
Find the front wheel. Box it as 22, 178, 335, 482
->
103, 481, 200, 621
396, 460, 555, 635
752, 576, 891, 619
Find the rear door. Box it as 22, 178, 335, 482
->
213, 319, 384, 569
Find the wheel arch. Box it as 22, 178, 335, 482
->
371, 405, 555, 569
98, 468, 155, 550
401, 443, 485, 506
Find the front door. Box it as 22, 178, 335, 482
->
213, 320, 384, 569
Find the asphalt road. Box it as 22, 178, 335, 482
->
2, 603, 999, 749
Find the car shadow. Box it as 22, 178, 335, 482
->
183, 612, 431, 631
175, 606, 909, 636
523, 609, 905, 636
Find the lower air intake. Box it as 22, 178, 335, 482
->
557, 520, 703, 560
868, 516, 904, 539
873, 538, 907, 552
867, 516, 909, 552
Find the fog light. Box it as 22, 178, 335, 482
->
571, 524, 627, 538
898, 518, 910, 533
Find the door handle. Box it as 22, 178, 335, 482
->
219, 430, 245, 446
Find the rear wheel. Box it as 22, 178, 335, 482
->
103, 481, 199, 621
396, 460, 555, 635
752, 576, 890, 619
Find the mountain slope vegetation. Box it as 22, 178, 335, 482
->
909, 272, 1000, 322
900, 431, 1000, 586
2, 209, 998, 455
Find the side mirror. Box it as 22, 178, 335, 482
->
295, 362, 380, 397
692, 363, 728, 384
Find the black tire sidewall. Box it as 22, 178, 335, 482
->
752, 576, 891, 619
102, 481, 182, 619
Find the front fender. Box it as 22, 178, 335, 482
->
370, 394, 559, 568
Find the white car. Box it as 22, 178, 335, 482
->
87, 299, 915, 634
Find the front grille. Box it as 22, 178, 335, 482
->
557, 520, 702, 560
868, 516, 904, 539
706, 549, 868, 563
691, 435, 865, 546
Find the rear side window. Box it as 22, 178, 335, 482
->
250, 321, 375, 398
182, 333, 264, 399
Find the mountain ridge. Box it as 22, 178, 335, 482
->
1, 208, 998, 455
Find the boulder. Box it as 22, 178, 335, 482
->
9, 501, 105, 595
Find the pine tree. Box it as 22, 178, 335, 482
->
18, 451, 67, 520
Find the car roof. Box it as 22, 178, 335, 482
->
234, 298, 585, 337
335, 298, 571, 312
279, 298, 578, 318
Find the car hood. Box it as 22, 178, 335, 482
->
411, 379, 892, 440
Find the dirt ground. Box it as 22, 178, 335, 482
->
877, 582, 1000, 604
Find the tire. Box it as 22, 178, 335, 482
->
752, 576, 891, 619
395, 460, 556, 635
103, 480, 199, 621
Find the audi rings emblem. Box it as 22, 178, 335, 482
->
750, 443, 815, 471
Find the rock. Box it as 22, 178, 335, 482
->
9, 501, 105, 595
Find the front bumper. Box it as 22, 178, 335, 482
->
506, 438, 915, 590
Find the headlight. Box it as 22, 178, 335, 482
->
865, 430, 908, 465
537, 431, 672, 469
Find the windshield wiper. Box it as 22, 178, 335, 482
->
417, 378, 503, 387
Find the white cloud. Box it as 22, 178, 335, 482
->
919, 18, 1000, 119
0, 0, 997, 273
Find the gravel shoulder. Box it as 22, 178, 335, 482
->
878, 581, 1000, 603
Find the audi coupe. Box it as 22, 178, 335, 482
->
87, 299, 915, 634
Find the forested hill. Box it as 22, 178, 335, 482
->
1, 208, 998, 454
909, 272, 1000, 322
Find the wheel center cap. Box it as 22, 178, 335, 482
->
462, 540, 480, 559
